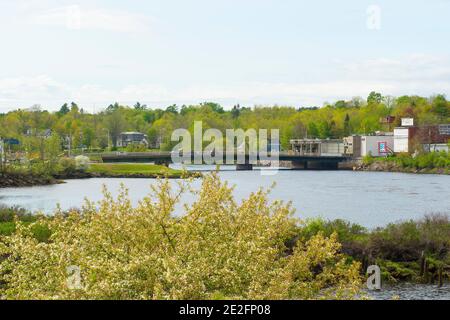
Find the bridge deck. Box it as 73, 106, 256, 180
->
101, 152, 351, 163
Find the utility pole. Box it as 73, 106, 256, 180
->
0, 138, 4, 173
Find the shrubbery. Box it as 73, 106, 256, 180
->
74, 156, 90, 171
0, 174, 362, 300
125, 143, 148, 152
365, 151, 449, 172
297, 214, 450, 282
57, 157, 77, 175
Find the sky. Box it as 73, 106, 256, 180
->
0, 0, 450, 112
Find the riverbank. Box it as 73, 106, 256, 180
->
86, 163, 194, 179
0, 163, 197, 188
354, 152, 450, 175
0, 173, 62, 188
293, 214, 450, 285
355, 161, 449, 174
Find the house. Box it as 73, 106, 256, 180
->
25, 128, 52, 138
117, 132, 149, 148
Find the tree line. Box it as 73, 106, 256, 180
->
0, 92, 449, 154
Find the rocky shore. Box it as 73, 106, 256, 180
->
0, 173, 62, 188
1, 170, 199, 188
354, 161, 449, 175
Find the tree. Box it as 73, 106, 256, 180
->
166, 104, 179, 114
58, 104, 70, 116
82, 127, 95, 149
201, 102, 225, 114
383, 95, 396, 110
104, 110, 127, 147
431, 94, 449, 119
106, 102, 120, 113
367, 91, 383, 104
350, 97, 364, 108
134, 102, 147, 110
231, 105, 241, 119
334, 100, 348, 109
70, 102, 79, 114
307, 122, 319, 138
291, 120, 306, 139
44, 134, 62, 174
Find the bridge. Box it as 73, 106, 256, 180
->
101, 151, 352, 170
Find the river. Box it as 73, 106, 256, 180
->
0, 167, 448, 228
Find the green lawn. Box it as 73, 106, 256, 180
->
88, 163, 185, 178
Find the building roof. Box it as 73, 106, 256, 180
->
120, 132, 145, 135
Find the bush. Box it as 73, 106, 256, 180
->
380, 151, 449, 170
299, 218, 367, 244
297, 214, 450, 278
362, 155, 375, 165
125, 143, 148, 152
58, 157, 76, 175
0, 205, 34, 223
75, 156, 90, 171
368, 214, 450, 262
0, 174, 362, 300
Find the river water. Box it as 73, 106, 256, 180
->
0, 167, 448, 228
1, 167, 449, 300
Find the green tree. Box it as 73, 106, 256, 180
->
104, 110, 127, 148
134, 102, 147, 110
367, 91, 383, 104
57, 104, 70, 116
431, 94, 449, 119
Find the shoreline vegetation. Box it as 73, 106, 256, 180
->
0, 174, 449, 299
0, 162, 197, 188
2, 207, 446, 287
355, 152, 450, 175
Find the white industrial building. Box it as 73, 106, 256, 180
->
394, 127, 410, 153
360, 134, 394, 157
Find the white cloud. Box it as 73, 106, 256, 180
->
1, 54, 450, 111
29, 5, 151, 33
343, 54, 450, 82
0, 75, 69, 107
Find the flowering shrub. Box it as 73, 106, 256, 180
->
0, 174, 362, 300
75, 155, 90, 172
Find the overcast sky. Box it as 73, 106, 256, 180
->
0, 0, 449, 112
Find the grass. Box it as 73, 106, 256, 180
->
88, 163, 186, 178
